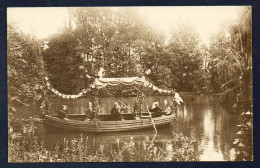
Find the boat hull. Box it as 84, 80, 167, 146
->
44, 114, 176, 133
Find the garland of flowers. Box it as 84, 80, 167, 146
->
145, 81, 174, 94
44, 77, 174, 99
44, 77, 94, 99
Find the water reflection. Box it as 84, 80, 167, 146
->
28, 94, 240, 161
174, 95, 239, 161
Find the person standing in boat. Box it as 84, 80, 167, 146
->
133, 98, 141, 118
111, 102, 122, 120
90, 101, 96, 120
95, 98, 101, 115
85, 102, 93, 120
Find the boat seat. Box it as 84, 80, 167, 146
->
141, 116, 151, 118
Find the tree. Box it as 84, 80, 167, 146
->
7, 23, 47, 117
207, 7, 252, 160
228, 7, 252, 161
166, 24, 203, 92
43, 28, 93, 94
207, 7, 252, 112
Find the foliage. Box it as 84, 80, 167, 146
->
206, 7, 252, 160
7, 6, 253, 162
211, 7, 253, 161
43, 28, 94, 94
8, 119, 199, 162
42, 8, 181, 96
7, 23, 48, 116
208, 7, 252, 109
232, 111, 252, 161
165, 24, 204, 92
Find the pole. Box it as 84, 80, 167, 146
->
146, 106, 157, 140
118, 100, 133, 113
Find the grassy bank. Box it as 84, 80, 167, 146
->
8, 118, 198, 162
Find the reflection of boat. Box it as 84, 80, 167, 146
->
44, 113, 176, 133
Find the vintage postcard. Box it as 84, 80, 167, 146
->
7, 6, 252, 162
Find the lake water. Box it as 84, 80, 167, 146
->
23, 94, 240, 161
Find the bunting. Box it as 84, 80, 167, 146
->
44, 77, 92, 99
44, 76, 175, 99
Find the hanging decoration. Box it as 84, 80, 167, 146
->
44, 76, 175, 100
44, 77, 92, 99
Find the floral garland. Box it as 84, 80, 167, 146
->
144, 80, 174, 94
44, 77, 174, 99
44, 77, 93, 99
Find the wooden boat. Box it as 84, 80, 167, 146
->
44, 113, 176, 133
43, 77, 180, 133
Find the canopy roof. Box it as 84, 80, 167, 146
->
93, 77, 148, 88
45, 76, 174, 99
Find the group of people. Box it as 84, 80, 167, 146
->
85, 98, 101, 121
58, 98, 178, 121
148, 101, 176, 117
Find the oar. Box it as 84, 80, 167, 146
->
118, 100, 133, 113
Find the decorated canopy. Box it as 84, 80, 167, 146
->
93, 77, 148, 88
45, 76, 174, 99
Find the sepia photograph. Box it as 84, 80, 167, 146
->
7, 6, 252, 162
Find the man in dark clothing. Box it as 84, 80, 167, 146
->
59, 105, 67, 119
111, 102, 122, 120
90, 101, 96, 120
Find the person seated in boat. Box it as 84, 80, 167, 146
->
121, 106, 130, 114
59, 105, 68, 120
149, 102, 163, 117
111, 102, 122, 121
170, 101, 176, 112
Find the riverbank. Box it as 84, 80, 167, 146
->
9, 95, 241, 161
8, 118, 198, 162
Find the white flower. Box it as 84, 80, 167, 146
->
236, 131, 242, 135
238, 142, 244, 147
245, 111, 251, 115
116, 139, 120, 144
246, 121, 252, 126
233, 139, 239, 144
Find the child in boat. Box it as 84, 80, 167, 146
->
111, 102, 122, 120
